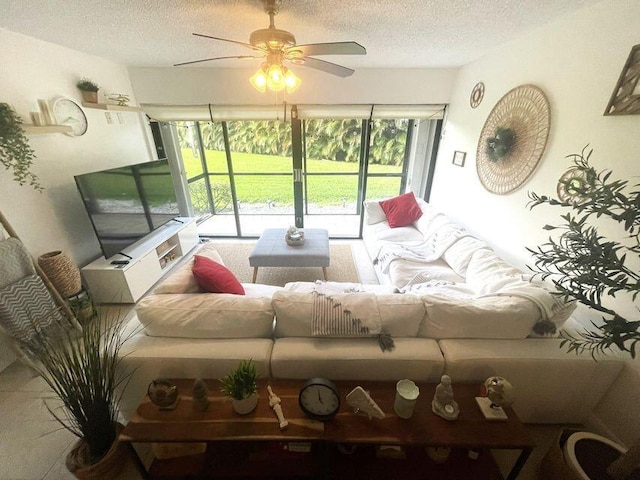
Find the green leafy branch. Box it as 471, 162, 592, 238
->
527, 146, 640, 358
0, 103, 43, 192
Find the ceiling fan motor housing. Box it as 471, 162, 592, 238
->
250, 28, 296, 51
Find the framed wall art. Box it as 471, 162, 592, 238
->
604, 43, 640, 115
476, 84, 551, 195
452, 151, 466, 167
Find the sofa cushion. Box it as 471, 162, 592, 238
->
440, 339, 623, 423
270, 337, 444, 382
363, 199, 388, 225
379, 192, 423, 228
418, 293, 540, 339
388, 258, 465, 288
284, 281, 397, 295
365, 221, 425, 245
442, 236, 491, 277
465, 249, 525, 295
135, 293, 274, 338
192, 255, 245, 295
154, 244, 224, 294
273, 291, 424, 338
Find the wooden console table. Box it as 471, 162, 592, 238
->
121, 379, 534, 480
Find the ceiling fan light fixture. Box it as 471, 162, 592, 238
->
284, 68, 301, 93
266, 63, 286, 91
249, 65, 268, 93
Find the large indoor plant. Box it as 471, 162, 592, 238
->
24, 307, 134, 479
0, 103, 42, 192
528, 146, 640, 479
220, 359, 259, 414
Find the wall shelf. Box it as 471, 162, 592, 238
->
23, 124, 73, 135
81, 101, 143, 112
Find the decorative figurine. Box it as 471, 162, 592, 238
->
475, 376, 515, 421
267, 385, 288, 429
432, 375, 460, 421
192, 378, 210, 412
148, 378, 179, 410
108, 93, 130, 106
285, 226, 305, 246
346, 386, 385, 419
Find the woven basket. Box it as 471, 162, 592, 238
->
38, 250, 82, 298
66, 423, 128, 480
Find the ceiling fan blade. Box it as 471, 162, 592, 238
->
192, 33, 265, 52
297, 57, 355, 78
287, 42, 366, 57
174, 55, 260, 67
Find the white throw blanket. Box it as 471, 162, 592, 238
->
483, 282, 577, 331
374, 223, 470, 274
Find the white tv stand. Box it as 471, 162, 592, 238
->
81, 217, 199, 303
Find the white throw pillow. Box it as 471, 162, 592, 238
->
363, 200, 387, 225
154, 244, 224, 294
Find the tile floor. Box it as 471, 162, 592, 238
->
0, 239, 565, 479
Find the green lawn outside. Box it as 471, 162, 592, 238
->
181, 149, 403, 205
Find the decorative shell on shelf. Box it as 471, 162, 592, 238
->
148, 378, 179, 410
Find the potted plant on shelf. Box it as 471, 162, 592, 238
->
528, 146, 640, 479
220, 359, 259, 414
23, 307, 134, 479
0, 103, 42, 192
76, 78, 99, 103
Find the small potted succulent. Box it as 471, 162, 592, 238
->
220, 359, 259, 414
76, 78, 100, 103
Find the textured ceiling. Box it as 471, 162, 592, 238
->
0, 0, 600, 69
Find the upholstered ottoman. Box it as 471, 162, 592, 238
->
249, 228, 330, 282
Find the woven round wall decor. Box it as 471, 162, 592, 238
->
476, 84, 551, 195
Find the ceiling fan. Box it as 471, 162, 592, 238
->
174, 0, 366, 93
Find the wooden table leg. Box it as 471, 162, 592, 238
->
252, 267, 258, 283
322, 267, 328, 280
506, 446, 533, 480
126, 442, 149, 480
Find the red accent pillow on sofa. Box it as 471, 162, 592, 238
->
379, 192, 423, 228
192, 255, 245, 295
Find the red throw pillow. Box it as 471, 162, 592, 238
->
379, 192, 423, 228
192, 255, 245, 295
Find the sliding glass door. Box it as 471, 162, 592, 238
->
168, 108, 439, 238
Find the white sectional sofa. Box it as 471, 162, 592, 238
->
118, 203, 624, 425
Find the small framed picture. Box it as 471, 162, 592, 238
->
452, 151, 466, 167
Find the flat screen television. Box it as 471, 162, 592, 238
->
74, 159, 180, 259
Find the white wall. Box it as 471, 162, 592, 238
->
128, 67, 457, 105
0, 28, 154, 369
431, 0, 640, 445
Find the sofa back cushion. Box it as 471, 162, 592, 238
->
136, 293, 274, 339
465, 248, 525, 295
418, 293, 539, 339
272, 291, 424, 338
442, 236, 491, 277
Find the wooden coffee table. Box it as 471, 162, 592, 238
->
121, 379, 534, 480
